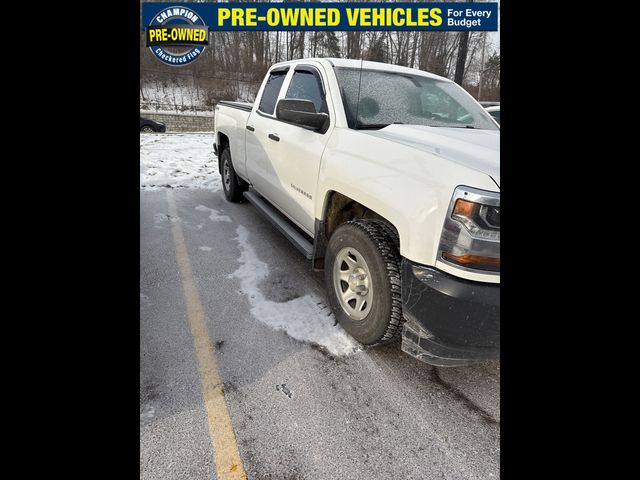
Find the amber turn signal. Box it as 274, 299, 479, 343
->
442, 252, 500, 271
452, 199, 478, 218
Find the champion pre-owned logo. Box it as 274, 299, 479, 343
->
146, 6, 209, 66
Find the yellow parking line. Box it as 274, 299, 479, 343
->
167, 190, 247, 480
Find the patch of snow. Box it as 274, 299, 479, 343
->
153, 213, 168, 223
140, 405, 155, 422
140, 133, 220, 190
153, 212, 179, 224
140, 292, 152, 310
195, 204, 231, 222
199, 246, 213, 252
231, 225, 361, 356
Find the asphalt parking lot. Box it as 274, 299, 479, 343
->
140, 186, 500, 480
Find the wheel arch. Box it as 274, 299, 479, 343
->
312, 190, 401, 270
217, 132, 230, 173
323, 218, 404, 344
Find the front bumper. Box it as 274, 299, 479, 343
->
401, 260, 500, 366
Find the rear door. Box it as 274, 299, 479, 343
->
259, 64, 335, 234
244, 66, 289, 196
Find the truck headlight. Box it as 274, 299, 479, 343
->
438, 186, 500, 273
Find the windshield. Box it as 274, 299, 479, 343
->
335, 67, 498, 130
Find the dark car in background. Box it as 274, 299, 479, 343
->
140, 117, 166, 133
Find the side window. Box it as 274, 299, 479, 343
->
258, 70, 287, 115
490, 111, 500, 124
285, 70, 328, 114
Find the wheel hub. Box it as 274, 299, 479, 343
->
333, 247, 373, 320
347, 268, 369, 295
223, 160, 230, 188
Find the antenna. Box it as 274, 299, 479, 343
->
354, 57, 364, 128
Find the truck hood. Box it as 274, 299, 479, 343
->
363, 125, 500, 188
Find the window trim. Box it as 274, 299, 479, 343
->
270, 65, 290, 74
257, 63, 332, 135
293, 65, 327, 97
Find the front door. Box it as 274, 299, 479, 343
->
259, 64, 334, 235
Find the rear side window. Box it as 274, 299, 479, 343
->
258, 70, 287, 115
285, 70, 327, 114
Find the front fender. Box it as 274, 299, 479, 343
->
316, 128, 497, 268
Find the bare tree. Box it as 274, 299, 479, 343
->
454, 0, 474, 85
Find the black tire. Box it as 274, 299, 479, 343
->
367, 218, 399, 248
140, 125, 155, 133
324, 219, 403, 346
220, 148, 247, 202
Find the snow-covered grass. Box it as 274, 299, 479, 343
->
140, 81, 258, 112
231, 225, 362, 356
140, 109, 213, 117
140, 133, 219, 190
140, 83, 210, 112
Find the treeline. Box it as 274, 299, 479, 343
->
140, 1, 500, 112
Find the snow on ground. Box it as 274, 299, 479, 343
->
231, 225, 362, 356
140, 109, 213, 117
140, 83, 209, 113
144, 133, 360, 356
140, 133, 219, 190
195, 204, 231, 222
140, 81, 258, 112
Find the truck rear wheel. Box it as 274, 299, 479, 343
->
220, 148, 247, 202
325, 220, 403, 346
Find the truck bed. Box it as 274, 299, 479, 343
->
217, 101, 253, 112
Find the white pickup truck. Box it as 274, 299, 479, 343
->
214, 58, 499, 366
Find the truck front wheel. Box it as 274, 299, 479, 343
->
325, 220, 403, 346
220, 148, 247, 202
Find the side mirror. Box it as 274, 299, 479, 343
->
276, 99, 328, 131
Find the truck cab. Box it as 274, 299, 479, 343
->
214, 58, 500, 366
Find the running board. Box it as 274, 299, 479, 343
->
243, 190, 314, 259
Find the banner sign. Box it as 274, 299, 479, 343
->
142, 2, 499, 32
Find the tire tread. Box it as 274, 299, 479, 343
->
341, 219, 404, 344
221, 148, 247, 202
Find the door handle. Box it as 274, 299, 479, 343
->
246, 125, 255, 132
268, 133, 280, 142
